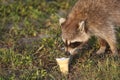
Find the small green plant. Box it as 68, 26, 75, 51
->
0, 0, 120, 80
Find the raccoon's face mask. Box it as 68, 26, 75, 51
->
59, 18, 90, 55
64, 40, 83, 55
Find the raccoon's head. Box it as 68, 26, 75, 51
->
59, 18, 90, 55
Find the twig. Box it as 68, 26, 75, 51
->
34, 45, 44, 54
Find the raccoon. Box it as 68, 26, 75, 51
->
59, 0, 120, 56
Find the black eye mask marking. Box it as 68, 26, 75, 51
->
64, 40, 82, 48
69, 42, 82, 48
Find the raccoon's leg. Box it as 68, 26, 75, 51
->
104, 30, 118, 56
96, 38, 107, 54
106, 39, 118, 56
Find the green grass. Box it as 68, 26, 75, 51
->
0, 0, 120, 80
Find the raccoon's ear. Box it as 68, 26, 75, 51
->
59, 18, 66, 25
78, 21, 86, 32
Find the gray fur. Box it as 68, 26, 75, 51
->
60, 0, 120, 56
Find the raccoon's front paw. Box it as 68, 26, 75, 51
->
96, 46, 106, 55
111, 50, 119, 57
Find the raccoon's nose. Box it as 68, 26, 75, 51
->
65, 51, 70, 56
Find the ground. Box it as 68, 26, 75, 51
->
0, 0, 120, 80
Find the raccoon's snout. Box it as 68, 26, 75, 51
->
65, 51, 70, 56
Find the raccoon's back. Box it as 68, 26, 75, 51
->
69, 0, 120, 25
108, 1, 120, 26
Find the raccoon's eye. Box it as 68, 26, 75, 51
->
69, 42, 82, 48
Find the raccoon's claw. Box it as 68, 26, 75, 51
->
96, 46, 106, 55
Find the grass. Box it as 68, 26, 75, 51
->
0, 0, 120, 80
